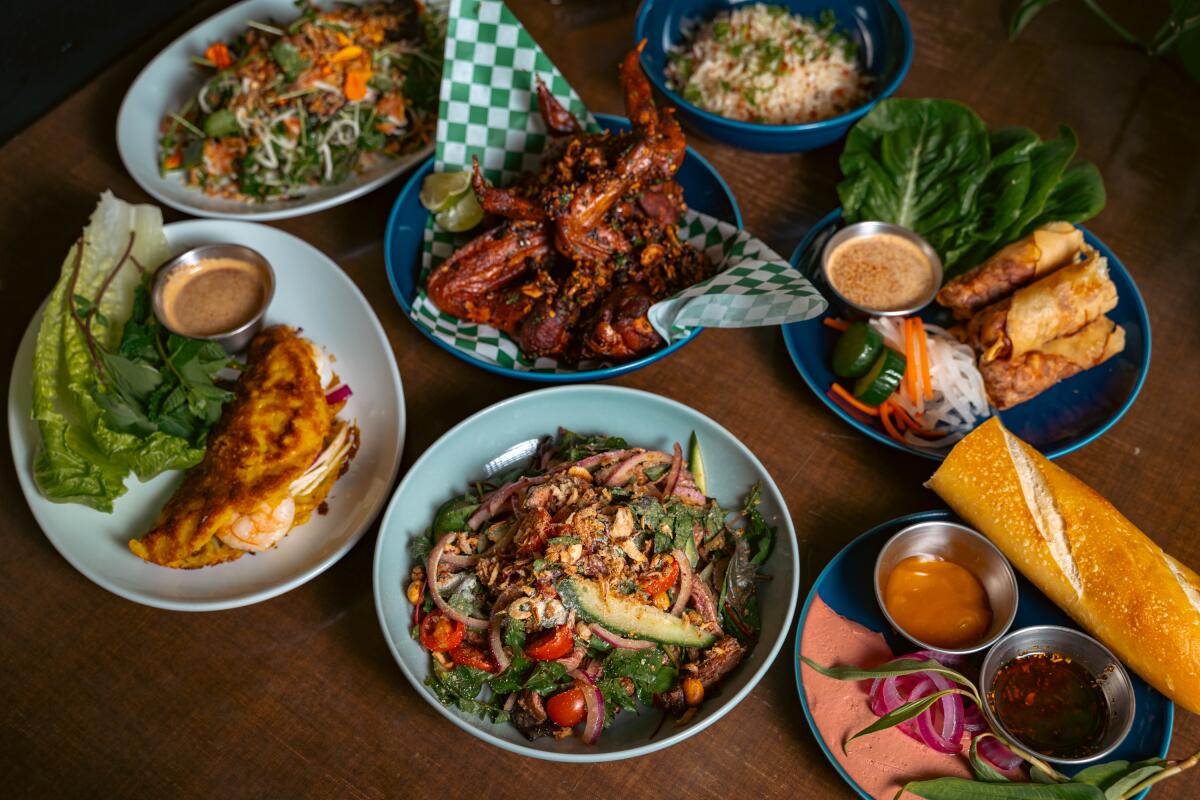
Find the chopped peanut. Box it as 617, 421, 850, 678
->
682, 677, 704, 707
652, 591, 670, 610
406, 580, 422, 604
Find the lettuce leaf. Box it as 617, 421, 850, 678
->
31, 192, 204, 511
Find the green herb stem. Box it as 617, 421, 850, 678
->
1117, 751, 1200, 799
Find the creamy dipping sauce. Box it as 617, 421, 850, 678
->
160, 258, 267, 336
884, 555, 993, 649
827, 234, 934, 311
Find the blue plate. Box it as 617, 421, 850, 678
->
383, 113, 742, 383
794, 510, 1173, 800
782, 210, 1152, 460
634, 0, 913, 152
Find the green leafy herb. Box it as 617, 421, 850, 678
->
603, 646, 677, 704
425, 664, 509, 723
719, 536, 761, 643
713, 20, 731, 41
739, 483, 775, 565
202, 109, 240, 138
522, 661, 568, 695
270, 41, 311, 82
556, 429, 629, 462
838, 98, 1105, 277
432, 494, 481, 535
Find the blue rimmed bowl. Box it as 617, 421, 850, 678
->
794, 510, 1172, 799
781, 209, 1151, 460
384, 113, 742, 382
634, 0, 913, 152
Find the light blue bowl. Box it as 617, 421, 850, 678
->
782, 209, 1151, 460
373, 385, 799, 761
383, 113, 741, 383
635, 0, 913, 152
794, 510, 1172, 799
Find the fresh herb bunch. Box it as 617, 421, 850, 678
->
1011, 1, 1200, 82
837, 98, 1106, 278
88, 278, 234, 446
802, 657, 1200, 799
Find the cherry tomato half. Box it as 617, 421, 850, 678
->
449, 643, 495, 673
638, 555, 679, 597
546, 687, 587, 727
524, 624, 574, 661
419, 610, 465, 653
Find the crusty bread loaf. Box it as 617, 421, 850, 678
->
926, 417, 1200, 714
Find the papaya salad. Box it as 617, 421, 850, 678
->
406, 429, 776, 743
158, 0, 443, 202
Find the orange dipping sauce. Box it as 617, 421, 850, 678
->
883, 556, 992, 649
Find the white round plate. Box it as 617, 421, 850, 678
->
8, 221, 405, 610
116, 0, 433, 221
373, 385, 800, 761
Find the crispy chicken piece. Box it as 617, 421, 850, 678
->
129, 326, 352, 569
582, 283, 662, 359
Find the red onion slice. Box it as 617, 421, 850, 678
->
426, 532, 489, 629
569, 669, 605, 744
662, 443, 684, 499
601, 451, 671, 486
324, 384, 352, 404
688, 575, 722, 632
589, 623, 653, 650
488, 588, 524, 671
914, 670, 964, 754
669, 548, 693, 616
963, 703, 988, 733
977, 735, 1023, 771
468, 476, 539, 530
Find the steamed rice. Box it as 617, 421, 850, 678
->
665, 5, 872, 126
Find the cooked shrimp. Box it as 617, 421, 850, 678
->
216, 497, 296, 552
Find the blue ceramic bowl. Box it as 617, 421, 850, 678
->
374, 385, 799, 761
782, 210, 1151, 461
634, 0, 913, 152
384, 113, 742, 382
794, 510, 1172, 800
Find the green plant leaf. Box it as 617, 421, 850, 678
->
1071, 761, 1130, 787
1010, 0, 1061, 40
1103, 764, 1166, 798
905, 777, 1104, 799
845, 688, 971, 752
800, 656, 978, 694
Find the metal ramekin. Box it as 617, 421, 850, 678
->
980, 626, 1135, 765
151, 243, 275, 353
874, 521, 1018, 656
820, 221, 943, 316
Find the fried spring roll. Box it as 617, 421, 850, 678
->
979, 317, 1125, 409
968, 253, 1118, 363
937, 222, 1085, 319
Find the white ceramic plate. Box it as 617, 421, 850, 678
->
373, 385, 800, 761
116, 0, 433, 221
8, 221, 405, 610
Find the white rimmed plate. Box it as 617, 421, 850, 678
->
373, 385, 799, 761
8, 220, 405, 610
116, 0, 433, 221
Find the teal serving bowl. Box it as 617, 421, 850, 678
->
373, 385, 799, 761
635, 0, 913, 152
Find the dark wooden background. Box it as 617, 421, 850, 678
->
2, 1, 1197, 797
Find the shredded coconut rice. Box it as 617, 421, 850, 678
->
665, 4, 872, 125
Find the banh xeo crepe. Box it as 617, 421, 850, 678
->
129, 326, 357, 568
979, 316, 1126, 409
936, 222, 1084, 319
968, 252, 1118, 364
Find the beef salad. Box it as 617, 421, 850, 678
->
406, 429, 776, 744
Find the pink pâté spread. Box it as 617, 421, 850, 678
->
799, 595, 974, 799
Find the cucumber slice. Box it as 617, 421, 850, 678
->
557, 577, 716, 647
832, 321, 884, 378
687, 431, 707, 496
852, 347, 906, 407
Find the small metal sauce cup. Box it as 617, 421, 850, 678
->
821, 221, 943, 316
874, 521, 1018, 656
151, 243, 275, 353
980, 626, 1135, 765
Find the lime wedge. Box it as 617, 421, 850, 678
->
419, 170, 472, 213
435, 191, 484, 233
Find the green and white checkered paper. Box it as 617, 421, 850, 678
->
409, 0, 827, 373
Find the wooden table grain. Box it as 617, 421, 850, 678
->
2, 1, 1198, 797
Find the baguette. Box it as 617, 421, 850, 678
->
926, 417, 1200, 714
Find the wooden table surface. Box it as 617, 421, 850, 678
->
2, 1, 1198, 797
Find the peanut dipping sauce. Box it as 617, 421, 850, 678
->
826, 233, 935, 311
883, 555, 993, 649
159, 258, 267, 337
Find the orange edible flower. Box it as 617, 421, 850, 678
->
344, 69, 371, 102
330, 45, 364, 64
205, 42, 233, 69
335, 32, 352, 47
